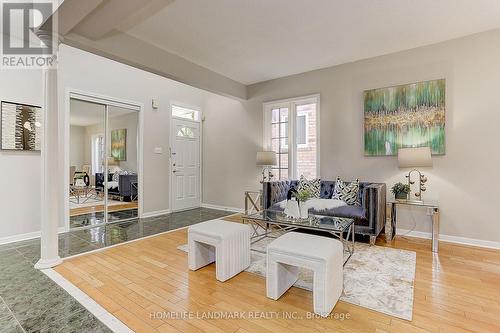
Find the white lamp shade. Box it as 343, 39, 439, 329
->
398, 147, 432, 168
256, 151, 277, 166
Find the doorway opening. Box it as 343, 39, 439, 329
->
170, 104, 201, 212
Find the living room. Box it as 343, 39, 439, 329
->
0, 1, 499, 332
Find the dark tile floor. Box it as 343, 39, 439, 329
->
0, 208, 232, 333
69, 209, 138, 229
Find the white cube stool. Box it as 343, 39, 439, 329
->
188, 219, 251, 282
266, 232, 344, 317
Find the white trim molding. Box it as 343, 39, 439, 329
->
168, 102, 203, 213
0, 227, 67, 246
63, 88, 145, 228
262, 94, 321, 179
201, 203, 244, 214
141, 209, 172, 218
397, 229, 500, 250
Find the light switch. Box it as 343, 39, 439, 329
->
154, 147, 163, 154
152, 99, 159, 110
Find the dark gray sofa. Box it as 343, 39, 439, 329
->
262, 180, 386, 244
95, 173, 138, 202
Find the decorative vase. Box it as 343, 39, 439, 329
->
299, 201, 309, 219
395, 192, 408, 200
284, 199, 300, 219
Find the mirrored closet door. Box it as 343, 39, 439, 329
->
106, 105, 139, 223
68, 97, 139, 229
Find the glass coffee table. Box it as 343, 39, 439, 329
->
70, 185, 99, 204
243, 209, 355, 264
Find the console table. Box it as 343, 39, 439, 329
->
244, 190, 262, 215
386, 199, 440, 253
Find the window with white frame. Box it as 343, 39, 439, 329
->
91, 134, 104, 174
172, 104, 200, 121
263, 95, 319, 180
176, 126, 195, 138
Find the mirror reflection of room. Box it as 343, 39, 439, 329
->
69, 99, 139, 229
106, 105, 139, 223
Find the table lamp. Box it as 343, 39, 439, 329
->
107, 156, 119, 166
256, 151, 277, 183
398, 147, 432, 202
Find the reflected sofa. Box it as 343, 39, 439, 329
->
95, 172, 138, 202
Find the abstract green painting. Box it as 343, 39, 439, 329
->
111, 129, 127, 161
364, 79, 445, 156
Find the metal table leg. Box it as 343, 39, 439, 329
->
351, 223, 355, 255
329, 223, 355, 266
432, 208, 440, 253
390, 202, 397, 241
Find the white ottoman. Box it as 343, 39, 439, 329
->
266, 232, 344, 317
188, 219, 251, 282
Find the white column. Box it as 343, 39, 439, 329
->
35, 60, 62, 269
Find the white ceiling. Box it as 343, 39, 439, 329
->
69, 99, 135, 126
123, 0, 500, 84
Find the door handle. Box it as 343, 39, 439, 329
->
173, 170, 177, 173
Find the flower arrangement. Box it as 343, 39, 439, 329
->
294, 189, 312, 219
391, 182, 410, 200
296, 189, 312, 203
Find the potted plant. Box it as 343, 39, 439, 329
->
296, 189, 312, 218
391, 182, 410, 200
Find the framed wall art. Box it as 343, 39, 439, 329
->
364, 79, 445, 156
1, 101, 42, 151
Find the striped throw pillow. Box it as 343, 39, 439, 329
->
332, 177, 360, 205
297, 175, 321, 198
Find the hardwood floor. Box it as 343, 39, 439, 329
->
55, 215, 500, 333
70, 202, 138, 217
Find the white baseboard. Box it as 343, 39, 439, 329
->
0, 227, 67, 246
201, 203, 244, 214
396, 229, 433, 240
397, 229, 500, 250
142, 205, 243, 217
141, 209, 171, 218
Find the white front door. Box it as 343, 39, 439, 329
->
171, 118, 200, 211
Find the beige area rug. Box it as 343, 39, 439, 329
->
178, 233, 416, 320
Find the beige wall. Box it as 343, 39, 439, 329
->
82, 112, 139, 173
202, 94, 262, 210
107, 112, 139, 172
203, 29, 500, 245
69, 125, 85, 170
0, 51, 43, 240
